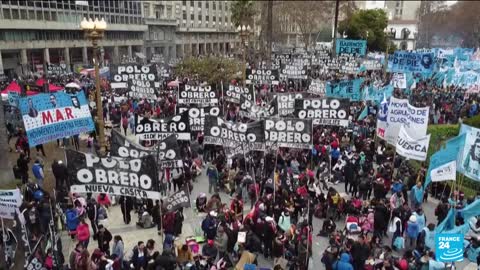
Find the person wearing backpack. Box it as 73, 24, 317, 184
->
31, 159, 44, 188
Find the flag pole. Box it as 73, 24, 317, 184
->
1, 217, 8, 268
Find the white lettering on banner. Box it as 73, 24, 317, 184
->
226, 86, 253, 103
71, 184, 159, 200
265, 119, 312, 149
384, 97, 429, 145
392, 73, 407, 89
395, 126, 430, 161
295, 98, 349, 127
0, 189, 24, 219
431, 161, 456, 182
277, 93, 304, 116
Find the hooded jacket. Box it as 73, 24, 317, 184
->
333, 253, 353, 270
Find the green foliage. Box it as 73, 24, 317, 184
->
174, 57, 242, 86
231, 0, 256, 27
338, 9, 389, 52
425, 124, 460, 159
463, 114, 480, 129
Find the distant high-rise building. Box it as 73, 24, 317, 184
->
172, 0, 237, 58
384, 0, 421, 21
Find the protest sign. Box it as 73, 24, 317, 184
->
383, 97, 429, 145
388, 51, 435, 73
8, 92, 20, 107
392, 73, 407, 89
431, 161, 456, 182
203, 116, 265, 151
308, 80, 326, 96
135, 111, 191, 141
110, 130, 183, 169
395, 126, 430, 161
18, 91, 95, 147
277, 92, 305, 116
177, 106, 221, 131
376, 97, 389, 140
47, 63, 68, 75
281, 65, 308, 79
361, 59, 383, 70
128, 79, 157, 100
265, 118, 312, 149
294, 98, 350, 127
178, 84, 218, 105
336, 39, 367, 56
459, 124, 480, 181
340, 59, 360, 74
0, 189, 22, 219
326, 78, 364, 101
66, 149, 160, 199
246, 69, 279, 85
112, 64, 158, 88
164, 187, 191, 212
239, 94, 276, 119
225, 85, 255, 104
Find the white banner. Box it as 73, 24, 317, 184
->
392, 73, 407, 89
431, 161, 456, 182
0, 189, 22, 219
384, 97, 429, 145
395, 126, 430, 161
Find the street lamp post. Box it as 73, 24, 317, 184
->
384, 27, 396, 80
237, 25, 252, 87
80, 17, 107, 155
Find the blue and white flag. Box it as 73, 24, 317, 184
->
18, 91, 95, 147
388, 51, 435, 74
424, 133, 466, 189
459, 124, 480, 181
326, 78, 364, 101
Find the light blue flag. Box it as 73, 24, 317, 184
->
434, 208, 455, 234
460, 198, 480, 221
424, 133, 466, 189
357, 106, 368, 121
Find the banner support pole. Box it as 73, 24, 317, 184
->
1, 217, 8, 268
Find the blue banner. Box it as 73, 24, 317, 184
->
326, 78, 364, 101
335, 39, 367, 56
363, 84, 393, 104
388, 51, 435, 73
18, 91, 95, 147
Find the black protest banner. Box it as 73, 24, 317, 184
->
178, 84, 218, 105
239, 94, 276, 120
265, 118, 312, 149
177, 106, 221, 132
66, 149, 160, 199
135, 111, 191, 141
294, 98, 350, 127
47, 63, 67, 75
164, 187, 191, 212
281, 169, 295, 193
308, 80, 326, 96
246, 120, 266, 152
225, 85, 255, 104
281, 65, 308, 80
110, 129, 183, 169
246, 69, 279, 85
276, 92, 305, 116
128, 79, 158, 100
112, 64, 158, 83
203, 116, 264, 150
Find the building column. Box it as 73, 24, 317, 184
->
0, 50, 4, 75
113, 46, 120, 64
82, 47, 88, 65
223, 43, 226, 55
127, 45, 133, 59
20, 49, 28, 75
44, 48, 50, 64
64, 47, 71, 72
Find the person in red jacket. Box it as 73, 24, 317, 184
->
77, 219, 91, 248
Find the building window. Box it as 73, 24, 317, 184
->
206, 2, 209, 9
191, 14, 194, 20
182, 1, 187, 6
396, 1, 401, 7
213, 16, 216, 22
167, 6, 172, 18
206, 15, 209, 21
198, 14, 202, 21
213, 1, 216, 10
183, 10, 187, 19
190, 1, 194, 6
144, 3, 150, 17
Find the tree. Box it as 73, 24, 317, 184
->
174, 57, 242, 86
338, 9, 389, 52
276, 1, 335, 49
231, 0, 256, 27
